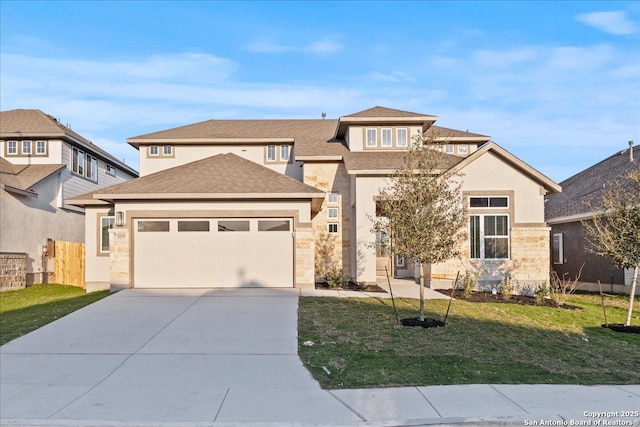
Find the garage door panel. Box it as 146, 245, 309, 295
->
134, 218, 293, 288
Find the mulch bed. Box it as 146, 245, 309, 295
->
315, 281, 387, 293
400, 317, 445, 328
602, 324, 640, 334
435, 289, 580, 310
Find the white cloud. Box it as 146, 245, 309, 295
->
474, 48, 538, 67
246, 40, 293, 53
368, 71, 415, 83
547, 44, 613, 70
575, 11, 639, 35
246, 38, 343, 55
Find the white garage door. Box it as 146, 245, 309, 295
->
133, 218, 294, 288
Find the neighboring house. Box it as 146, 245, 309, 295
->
0, 109, 138, 288
68, 106, 560, 292
545, 143, 639, 295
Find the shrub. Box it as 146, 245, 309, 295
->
534, 282, 550, 303
460, 270, 477, 297
325, 268, 350, 289
550, 265, 584, 306
498, 274, 516, 300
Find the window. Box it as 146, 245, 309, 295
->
327, 192, 339, 204
396, 255, 405, 267
100, 216, 115, 253
444, 144, 454, 154
218, 220, 250, 232
105, 164, 116, 176
553, 233, 564, 264
280, 145, 290, 162
36, 140, 47, 155
470, 215, 509, 259
458, 145, 468, 155
21, 140, 32, 155
6, 141, 17, 155
397, 128, 408, 147
86, 155, 98, 181
366, 128, 377, 147
469, 196, 508, 208
375, 230, 389, 256
381, 128, 392, 147
328, 223, 339, 234
138, 221, 170, 232
149, 146, 159, 156
327, 207, 339, 219
266, 145, 277, 162
75, 149, 85, 175
258, 220, 290, 231
178, 221, 210, 232
163, 145, 173, 156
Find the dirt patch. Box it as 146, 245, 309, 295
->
400, 317, 445, 328
436, 289, 580, 310
602, 324, 640, 334
315, 281, 387, 293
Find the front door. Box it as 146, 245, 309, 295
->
375, 230, 392, 277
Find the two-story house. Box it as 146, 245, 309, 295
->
68, 107, 560, 292
0, 109, 138, 288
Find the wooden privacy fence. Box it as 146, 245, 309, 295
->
53, 241, 85, 288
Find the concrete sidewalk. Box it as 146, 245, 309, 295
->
298, 276, 450, 299
2, 287, 638, 426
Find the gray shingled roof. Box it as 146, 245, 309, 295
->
81, 153, 325, 199
0, 157, 64, 193
428, 125, 490, 139
546, 146, 639, 220
0, 109, 137, 176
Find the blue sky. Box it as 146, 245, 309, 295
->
1, 1, 639, 182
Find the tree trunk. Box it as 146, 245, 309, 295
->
625, 264, 638, 326
419, 262, 425, 321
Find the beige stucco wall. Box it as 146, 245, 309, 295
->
0, 173, 84, 279
1, 139, 63, 164
84, 206, 112, 291
346, 126, 422, 152
138, 145, 303, 180
303, 162, 351, 280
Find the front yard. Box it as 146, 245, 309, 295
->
298, 293, 640, 389
0, 284, 110, 346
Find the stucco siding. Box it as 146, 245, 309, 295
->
1, 173, 84, 277
139, 145, 303, 180
1, 139, 63, 164
84, 206, 112, 290
353, 175, 388, 282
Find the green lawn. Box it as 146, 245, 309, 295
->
298, 293, 640, 389
0, 284, 110, 346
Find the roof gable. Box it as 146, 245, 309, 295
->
344, 106, 433, 118
77, 153, 325, 201
0, 157, 64, 195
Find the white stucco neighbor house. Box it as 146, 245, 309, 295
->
0, 109, 138, 288
67, 106, 561, 292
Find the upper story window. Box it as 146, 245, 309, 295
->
397, 128, 408, 147
265, 145, 291, 163
381, 128, 392, 147
163, 145, 173, 156
6, 141, 18, 155
72, 147, 97, 182
366, 128, 377, 147
35, 140, 47, 155
21, 140, 32, 155
105, 164, 116, 177
148, 145, 173, 157
327, 207, 339, 219
149, 146, 159, 156
327, 192, 339, 204
444, 145, 454, 154
458, 145, 469, 155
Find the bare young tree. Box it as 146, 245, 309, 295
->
372, 135, 466, 321
584, 165, 640, 326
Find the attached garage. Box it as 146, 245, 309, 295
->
134, 217, 294, 288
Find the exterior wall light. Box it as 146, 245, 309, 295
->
116, 211, 124, 227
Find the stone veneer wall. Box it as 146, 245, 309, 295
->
427, 226, 551, 294
0, 253, 27, 290
108, 227, 131, 291
303, 162, 351, 281
294, 227, 315, 286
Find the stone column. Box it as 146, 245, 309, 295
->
295, 226, 315, 286
109, 227, 131, 291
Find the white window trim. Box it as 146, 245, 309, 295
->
470, 214, 510, 260
444, 144, 454, 154
149, 146, 159, 156
105, 164, 116, 176
328, 223, 339, 234
327, 192, 339, 204
35, 140, 47, 155
468, 196, 510, 209
21, 140, 32, 155
280, 145, 290, 162
553, 233, 564, 265
396, 255, 405, 267
6, 140, 18, 155
163, 145, 173, 156
266, 145, 277, 162
366, 128, 377, 147
327, 207, 339, 219
100, 216, 115, 254
381, 128, 393, 147
458, 145, 469, 154
396, 128, 408, 147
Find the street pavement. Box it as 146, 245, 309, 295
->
1, 286, 638, 426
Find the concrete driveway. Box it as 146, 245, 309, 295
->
0, 288, 360, 425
